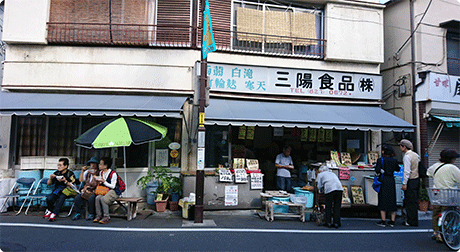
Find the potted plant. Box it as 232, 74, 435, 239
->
419, 188, 430, 212
137, 166, 173, 211
168, 176, 182, 211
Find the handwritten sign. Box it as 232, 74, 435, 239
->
301, 128, 308, 141
234, 169, 248, 183
325, 129, 333, 142
351, 185, 365, 204
340, 152, 352, 166
317, 128, 325, 142
225, 185, 238, 206
238, 126, 246, 139
339, 167, 350, 180
250, 173, 263, 189
368, 152, 379, 165
246, 159, 259, 170
246, 126, 255, 140
219, 169, 233, 182
233, 158, 245, 169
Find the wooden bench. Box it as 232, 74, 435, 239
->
111, 197, 143, 221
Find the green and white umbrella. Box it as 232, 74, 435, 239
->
75, 117, 167, 190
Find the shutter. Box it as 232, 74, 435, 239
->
199, 0, 231, 48
111, 0, 149, 45
157, 0, 191, 44
427, 121, 460, 167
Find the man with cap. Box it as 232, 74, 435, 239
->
427, 149, 460, 242
399, 139, 420, 227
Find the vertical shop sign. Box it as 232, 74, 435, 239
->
234, 169, 248, 183
325, 129, 333, 142
225, 185, 238, 206
246, 126, 255, 140
309, 128, 317, 142
301, 128, 308, 141
238, 126, 247, 139
250, 173, 263, 189
317, 128, 325, 142
197, 147, 205, 170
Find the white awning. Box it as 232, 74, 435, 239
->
205, 98, 415, 132
0, 92, 187, 117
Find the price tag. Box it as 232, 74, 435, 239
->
250, 173, 263, 189
234, 169, 248, 183
219, 169, 233, 182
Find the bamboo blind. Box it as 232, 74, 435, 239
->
236, 7, 317, 45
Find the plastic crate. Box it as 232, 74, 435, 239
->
293, 187, 314, 208
269, 196, 289, 213
428, 188, 460, 206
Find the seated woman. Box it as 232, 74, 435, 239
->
93, 157, 122, 224
72, 157, 99, 221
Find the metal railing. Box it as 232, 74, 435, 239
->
447, 57, 460, 76
47, 22, 326, 59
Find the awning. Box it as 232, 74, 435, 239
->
205, 99, 415, 132
0, 92, 187, 117
432, 115, 460, 128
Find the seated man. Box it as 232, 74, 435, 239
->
43, 157, 78, 222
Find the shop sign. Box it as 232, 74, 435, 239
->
219, 169, 233, 182
422, 72, 460, 104
225, 185, 238, 206
168, 142, 181, 150
250, 173, 263, 189
234, 169, 248, 183
155, 149, 168, 167
206, 63, 382, 100
197, 147, 205, 170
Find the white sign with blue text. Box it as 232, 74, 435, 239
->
206, 63, 382, 100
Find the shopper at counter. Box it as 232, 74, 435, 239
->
275, 146, 294, 192
375, 145, 400, 228
399, 139, 420, 227
316, 166, 343, 228
427, 149, 460, 242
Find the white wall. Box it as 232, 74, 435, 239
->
0, 116, 12, 178
325, 2, 384, 63
3, 0, 50, 44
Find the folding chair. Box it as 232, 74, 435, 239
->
0, 177, 36, 215
25, 177, 52, 215
66, 182, 84, 217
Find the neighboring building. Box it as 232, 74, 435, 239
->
382, 0, 460, 167
0, 0, 414, 203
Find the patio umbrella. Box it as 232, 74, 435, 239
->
75, 117, 168, 191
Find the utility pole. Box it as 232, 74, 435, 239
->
195, 0, 206, 223
410, 0, 418, 151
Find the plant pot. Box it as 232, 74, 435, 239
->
169, 201, 179, 211
418, 200, 429, 212
154, 194, 170, 212
171, 192, 180, 202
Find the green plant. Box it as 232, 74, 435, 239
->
136, 166, 179, 195
419, 188, 430, 202
136, 169, 157, 190
170, 176, 182, 197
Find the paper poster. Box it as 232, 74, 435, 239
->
225, 185, 238, 206
246, 159, 259, 170
197, 147, 205, 170
339, 167, 350, 180
325, 129, 333, 142
301, 128, 308, 141
250, 173, 263, 189
317, 128, 325, 142
351, 185, 365, 204
340, 152, 352, 166
309, 128, 317, 142
238, 126, 247, 139
330, 151, 341, 167
273, 127, 284, 136
246, 126, 255, 140
218, 169, 233, 182
234, 169, 248, 183
342, 186, 351, 204
155, 149, 168, 167
233, 158, 245, 169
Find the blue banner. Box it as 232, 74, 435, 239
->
202, 0, 216, 59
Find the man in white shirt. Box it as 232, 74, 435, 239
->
399, 139, 420, 227
275, 146, 294, 192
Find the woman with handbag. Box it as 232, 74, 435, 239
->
93, 157, 120, 224
72, 157, 99, 221
375, 145, 400, 228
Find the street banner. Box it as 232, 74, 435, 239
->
202, 0, 216, 59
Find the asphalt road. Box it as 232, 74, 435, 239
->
0, 211, 452, 252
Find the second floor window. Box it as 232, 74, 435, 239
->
447, 32, 460, 76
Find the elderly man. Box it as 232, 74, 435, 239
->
316, 166, 343, 228
399, 139, 420, 227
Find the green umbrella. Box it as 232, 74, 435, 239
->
75, 117, 168, 191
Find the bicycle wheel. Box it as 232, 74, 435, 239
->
441, 210, 460, 251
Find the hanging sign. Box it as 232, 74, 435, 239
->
218, 169, 233, 182
309, 128, 317, 142
197, 147, 205, 170
234, 169, 248, 183
225, 185, 238, 206
301, 128, 308, 141
250, 173, 263, 189
325, 129, 333, 142
246, 126, 255, 140
238, 126, 247, 139
317, 128, 325, 142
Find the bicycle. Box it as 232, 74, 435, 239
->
427, 187, 460, 250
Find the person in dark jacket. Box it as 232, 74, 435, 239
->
375, 145, 400, 227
